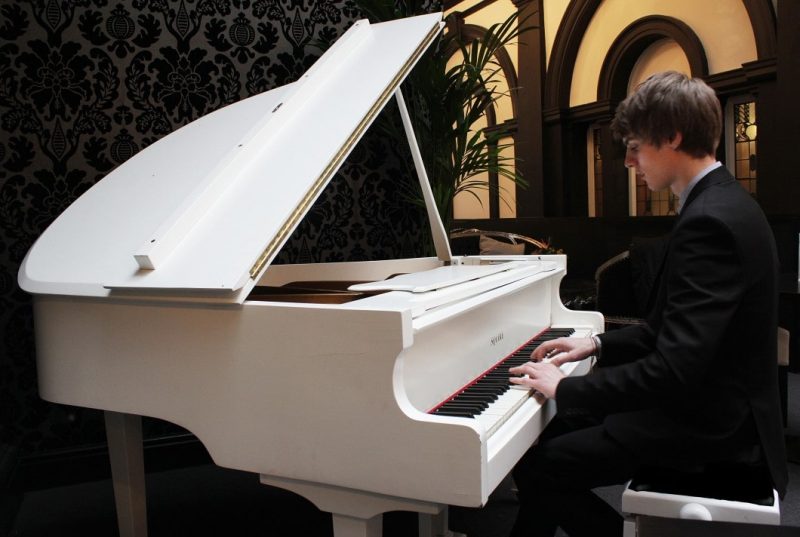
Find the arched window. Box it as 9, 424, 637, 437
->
447, 22, 520, 220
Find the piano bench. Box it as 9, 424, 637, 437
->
621, 464, 780, 537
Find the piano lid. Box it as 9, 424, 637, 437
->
18, 13, 444, 303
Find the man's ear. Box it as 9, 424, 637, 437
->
669, 132, 683, 149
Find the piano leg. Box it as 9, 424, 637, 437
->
261, 474, 452, 537
419, 508, 467, 537
104, 411, 148, 537
331, 513, 382, 537
335, 512, 469, 537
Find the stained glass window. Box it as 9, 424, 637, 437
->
734, 101, 757, 195
592, 126, 603, 217
636, 177, 677, 216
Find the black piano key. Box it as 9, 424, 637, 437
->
458, 386, 499, 393
475, 379, 507, 387
454, 397, 489, 405
480, 377, 507, 384
435, 408, 476, 417
439, 406, 483, 415
442, 400, 488, 410
440, 402, 485, 412
443, 397, 488, 405
469, 382, 505, 393
455, 389, 501, 399
452, 391, 495, 399
466, 388, 502, 395
450, 393, 495, 404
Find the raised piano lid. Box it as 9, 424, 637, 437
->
18, 13, 445, 304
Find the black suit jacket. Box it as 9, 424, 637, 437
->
557, 166, 788, 497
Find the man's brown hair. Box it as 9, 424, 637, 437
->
611, 71, 722, 158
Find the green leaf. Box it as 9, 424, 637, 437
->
353, 2, 531, 230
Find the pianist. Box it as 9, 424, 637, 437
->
506, 71, 788, 536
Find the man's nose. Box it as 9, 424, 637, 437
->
624, 150, 636, 169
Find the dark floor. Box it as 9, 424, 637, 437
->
7, 374, 800, 537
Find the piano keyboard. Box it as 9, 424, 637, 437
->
429, 327, 580, 437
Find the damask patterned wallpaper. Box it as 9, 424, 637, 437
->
0, 0, 435, 454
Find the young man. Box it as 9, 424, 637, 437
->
508, 71, 787, 536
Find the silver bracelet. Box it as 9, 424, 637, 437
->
591, 335, 602, 358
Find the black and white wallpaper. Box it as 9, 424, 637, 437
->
0, 0, 434, 454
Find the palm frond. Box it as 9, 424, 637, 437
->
355, 2, 531, 229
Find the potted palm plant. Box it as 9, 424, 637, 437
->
355, 0, 528, 233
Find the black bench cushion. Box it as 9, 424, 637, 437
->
629, 463, 775, 506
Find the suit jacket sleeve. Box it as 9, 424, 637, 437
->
596, 323, 655, 366
557, 213, 746, 415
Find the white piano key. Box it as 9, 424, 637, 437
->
481, 387, 534, 437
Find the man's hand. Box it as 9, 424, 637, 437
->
509, 362, 565, 399
531, 336, 596, 366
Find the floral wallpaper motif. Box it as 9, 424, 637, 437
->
0, 0, 432, 454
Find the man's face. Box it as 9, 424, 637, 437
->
624, 137, 679, 192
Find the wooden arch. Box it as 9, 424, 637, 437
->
597, 16, 708, 102
544, 0, 776, 111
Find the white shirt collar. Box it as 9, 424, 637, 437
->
677, 161, 722, 213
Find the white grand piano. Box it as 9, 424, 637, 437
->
18, 12, 603, 537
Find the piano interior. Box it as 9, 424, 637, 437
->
247, 280, 389, 304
